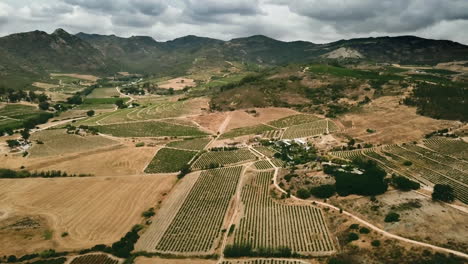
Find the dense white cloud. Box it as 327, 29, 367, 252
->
0, 0, 467, 44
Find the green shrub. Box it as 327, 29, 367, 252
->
432, 184, 455, 202
141, 208, 155, 218
347, 232, 359, 242
359, 227, 370, 234
310, 184, 336, 198
384, 212, 400, 222
371, 240, 381, 247
403, 160, 413, 166
296, 188, 310, 199
135, 142, 145, 147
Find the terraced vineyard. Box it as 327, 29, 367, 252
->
221, 260, 307, 264
0, 104, 46, 131
145, 148, 198, 173
70, 254, 119, 264
94, 121, 208, 137
423, 137, 468, 161
192, 149, 256, 169
153, 166, 243, 253
262, 129, 283, 139
233, 171, 335, 255
329, 141, 468, 204
282, 120, 339, 139
268, 114, 320, 128
253, 160, 274, 170
221, 124, 275, 139
166, 137, 212, 151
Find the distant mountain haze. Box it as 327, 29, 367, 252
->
1, 29, 467, 88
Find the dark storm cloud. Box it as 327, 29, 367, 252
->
277, 0, 468, 33
1, 0, 468, 44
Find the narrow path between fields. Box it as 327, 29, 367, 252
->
262, 154, 468, 259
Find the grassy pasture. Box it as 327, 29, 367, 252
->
145, 148, 198, 173
94, 121, 208, 137
83, 97, 129, 105
86, 87, 120, 98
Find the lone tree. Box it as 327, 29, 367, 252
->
86, 110, 95, 117
115, 99, 126, 109
432, 184, 455, 202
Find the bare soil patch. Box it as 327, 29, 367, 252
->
0, 175, 176, 255
334, 190, 468, 253
338, 96, 459, 145
158, 78, 196, 90
0, 215, 54, 256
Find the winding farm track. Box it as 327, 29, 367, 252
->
261, 155, 468, 259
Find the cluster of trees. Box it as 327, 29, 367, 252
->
223, 244, 294, 258
391, 175, 420, 191
0, 88, 49, 105
78, 225, 142, 258
0, 112, 53, 137
324, 159, 388, 196
296, 184, 336, 199
432, 184, 455, 202
273, 142, 318, 165
121, 86, 145, 95
210, 146, 239, 151
404, 82, 467, 121
0, 168, 90, 178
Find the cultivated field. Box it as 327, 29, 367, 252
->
192, 149, 257, 169
329, 138, 468, 204
166, 137, 212, 151
221, 124, 275, 139
268, 114, 320, 128
86, 87, 120, 98
70, 254, 120, 264
94, 121, 208, 137
0, 175, 176, 254
253, 160, 274, 170
0, 104, 42, 131
232, 171, 335, 255
282, 119, 339, 139
221, 260, 308, 264
145, 148, 198, 173
29, 129, 118, 158
137, 167, 243, 254
135, 257, 216, 264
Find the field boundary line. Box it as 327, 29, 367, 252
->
266, 156, 468, 259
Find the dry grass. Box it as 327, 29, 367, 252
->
29, 129, 119, 158
158, 78, 196, 90
32, 82, 59, 89
338, 96, 459, 145
0, 175, 176, 254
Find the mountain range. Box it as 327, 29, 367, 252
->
1, 28, 468, 89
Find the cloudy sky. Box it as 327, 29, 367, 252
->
0, 0, 467, 44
